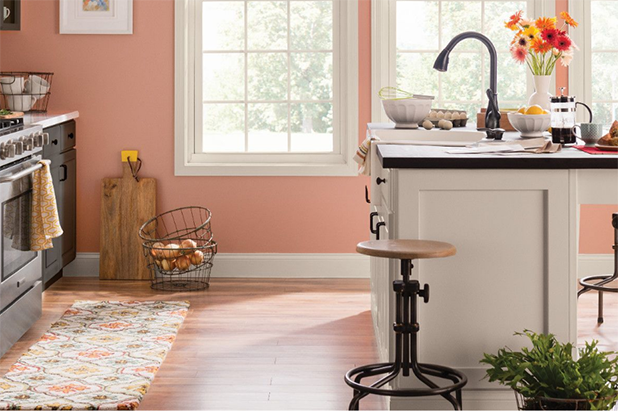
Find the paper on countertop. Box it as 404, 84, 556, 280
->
447, 138, 561, 155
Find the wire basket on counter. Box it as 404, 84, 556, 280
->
139, 206, 217, 291
0, 72, 53, 113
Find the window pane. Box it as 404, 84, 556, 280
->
592, 102, 618, 125
484, 1, 528, 52
290, 52, 333, 100
591, 2, 618, 50
291, 103, 333, 152
487, 53, 527, 103
248, 104, 289, 152
592, 53, 618, 101
203, 104, 245, 152
203, 54, 244, 101
442, 52, 482, 101
396, 53, 439, 96
441, 1, 482, 51
202, 1, 244, 51
396, 1, 439, 51
248, 1, 288, 50
290, 1, 333, 50
248, 53, 288, 100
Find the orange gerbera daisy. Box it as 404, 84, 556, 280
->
535, 16, 556, 31
530, 38, 553, 54
505, 10, 523, 30
560, 11, 578, 27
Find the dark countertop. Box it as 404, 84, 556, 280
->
372, 125, 618, 170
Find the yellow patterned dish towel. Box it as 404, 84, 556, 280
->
30, 160, 63, 251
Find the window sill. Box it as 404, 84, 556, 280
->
174, 161, 359, 177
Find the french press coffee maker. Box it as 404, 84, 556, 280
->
550, 88, 593, 144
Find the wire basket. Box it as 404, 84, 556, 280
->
139, 206, 217, 291
0, 72, 53, 113
515, 391, 617, 410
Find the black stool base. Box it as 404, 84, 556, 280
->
345, 361, 466, 410
578, 273, 618, 324
345, 259, 467, 410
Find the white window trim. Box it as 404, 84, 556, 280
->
175, 0, 359, 177
568, 0, 591, 122
371, 0, 554, 123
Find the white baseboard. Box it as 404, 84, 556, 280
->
578, 254, 615, 279
63, 252, 370, 278
390, 389, 515, 410
63, 252, 612, 279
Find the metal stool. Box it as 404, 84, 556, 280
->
578, 213, 618, 324
345, 240, 467, 410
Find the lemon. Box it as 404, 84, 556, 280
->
517, 106, 526, 114
543, 110, 550, 114
525, 105, 545, 115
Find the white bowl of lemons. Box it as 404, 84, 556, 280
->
507, 105, 551, 138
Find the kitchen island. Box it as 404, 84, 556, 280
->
367, 125, 618, 410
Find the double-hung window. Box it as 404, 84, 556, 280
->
175, 0, 358, 176
371, 0, 552, 122
570, 0, 618, 124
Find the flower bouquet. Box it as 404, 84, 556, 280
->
505, 10, 578, 109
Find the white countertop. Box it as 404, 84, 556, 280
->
24, 111, 79, 129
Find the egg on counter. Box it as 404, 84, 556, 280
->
422, 120, 434, 130
441, 120, 453, 130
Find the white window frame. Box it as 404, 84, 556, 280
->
371, 0, 554, 123
175, 0, 359, 177
569, 0, 616, 123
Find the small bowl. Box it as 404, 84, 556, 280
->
507, 112, 551, 138
382, 98, 432, 129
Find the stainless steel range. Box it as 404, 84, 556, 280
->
0, 117, 51, 358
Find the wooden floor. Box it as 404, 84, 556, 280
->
0, 278, 385, 410
1, 277, 617, 410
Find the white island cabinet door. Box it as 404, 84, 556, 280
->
384, 168, 573, 410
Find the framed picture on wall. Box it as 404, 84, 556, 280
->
0, 0, 20, 31
60, 0, 132, 34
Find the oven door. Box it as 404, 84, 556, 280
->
0, 156, 43, 313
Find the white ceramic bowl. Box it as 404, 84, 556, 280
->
382, 98, 432, 129
507, 112, 551, 138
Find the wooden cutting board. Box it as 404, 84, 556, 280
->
99, 163, 156, 280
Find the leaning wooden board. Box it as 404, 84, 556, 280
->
100, 163, 156, 280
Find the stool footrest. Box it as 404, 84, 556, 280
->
345, 361, 467, 397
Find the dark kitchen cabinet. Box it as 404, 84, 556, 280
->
0, 0, 20, 31
42, 121, 76, 287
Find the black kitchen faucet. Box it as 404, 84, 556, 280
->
434, 31, 502, 139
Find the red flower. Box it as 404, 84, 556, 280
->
554, 35, 572, 51
510, 46, 528, 63
541, 29, 558, 45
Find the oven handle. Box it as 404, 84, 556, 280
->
0, 163, 44, 184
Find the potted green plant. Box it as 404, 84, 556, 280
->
481, 330, 618, 410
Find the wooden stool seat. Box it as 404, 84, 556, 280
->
356, 239, 456, 260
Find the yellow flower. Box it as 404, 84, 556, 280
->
560, 11, 578, 27
522, 26, 539, 40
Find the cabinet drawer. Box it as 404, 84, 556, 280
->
43, 121, 76, 157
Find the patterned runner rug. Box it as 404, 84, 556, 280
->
0, 300, 189, 410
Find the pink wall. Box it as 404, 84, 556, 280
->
0, 0, 613, 255
0, 0, 371, 254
